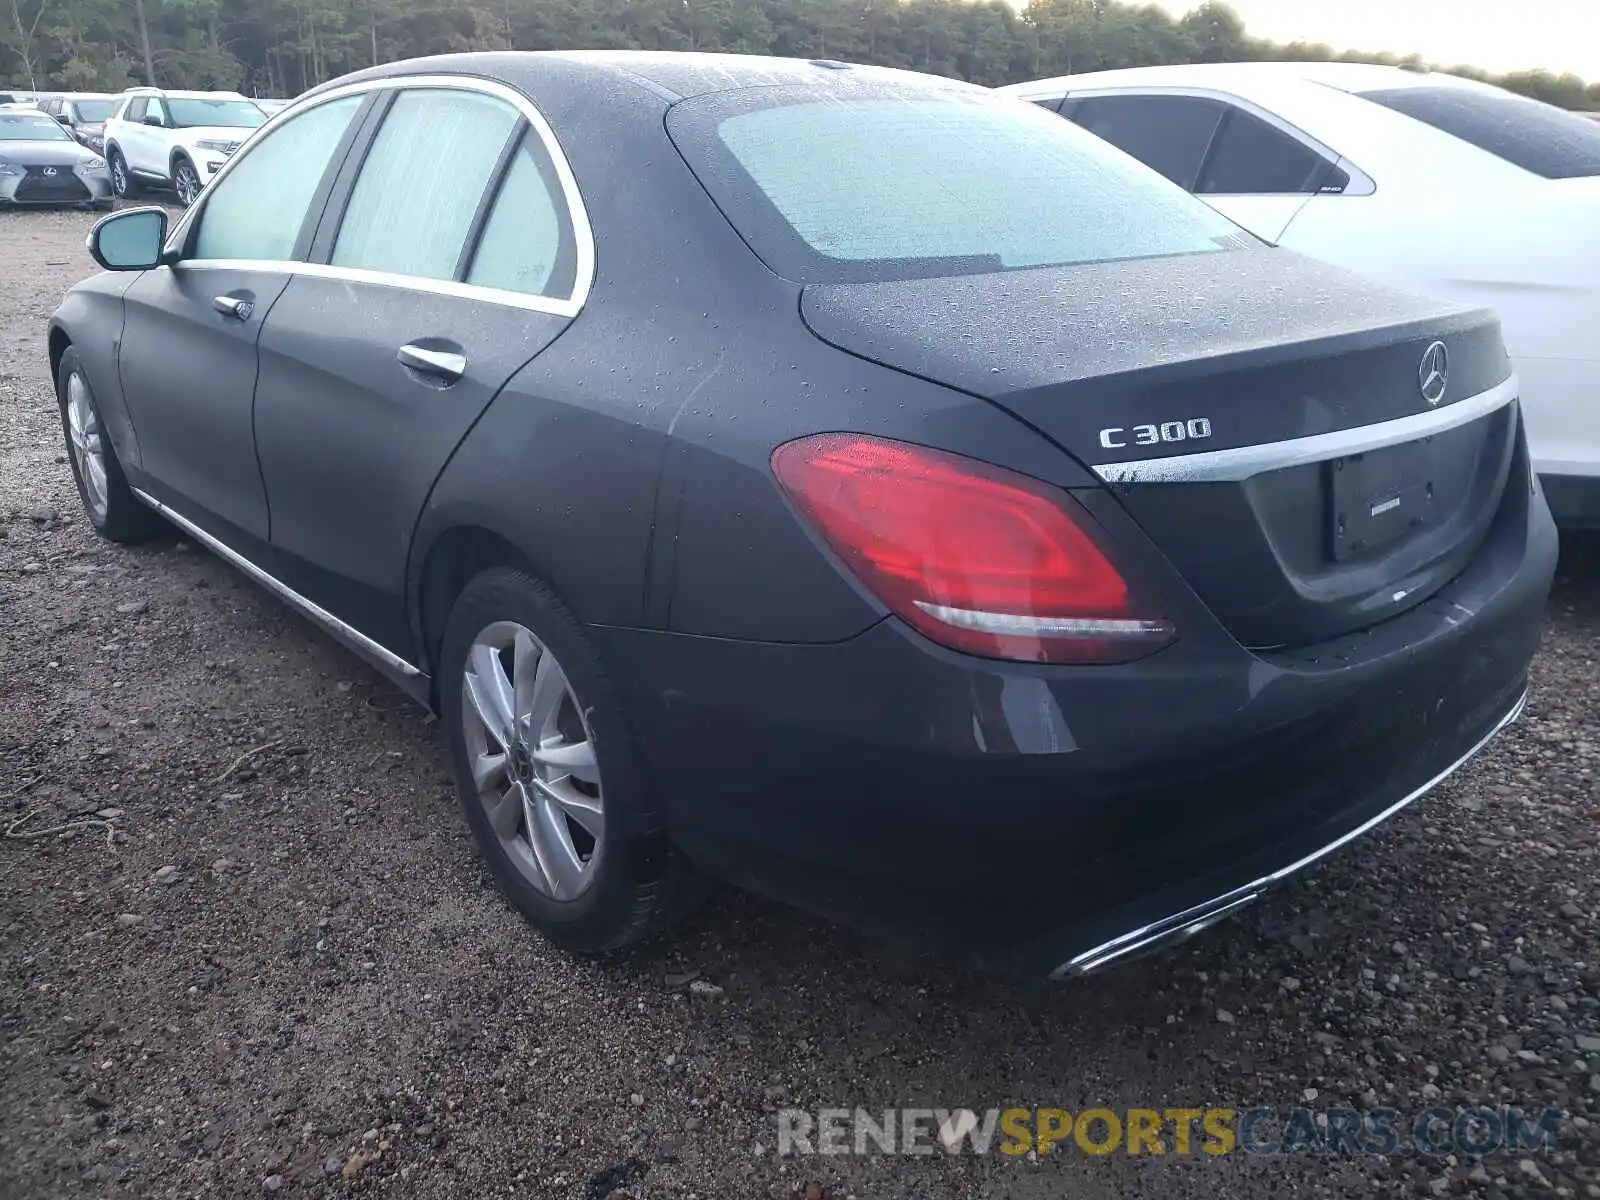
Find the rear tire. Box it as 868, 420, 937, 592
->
439, 566, 703, 954
107, 147, 140, 199
56, 347, 163, 544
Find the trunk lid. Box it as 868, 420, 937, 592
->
800, 249, 1519, 649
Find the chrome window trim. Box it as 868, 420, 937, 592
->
165, 74, 595, 320
131, 488, 431, 704
1059, 84, 1377, 197
1093, 375, 1518, 485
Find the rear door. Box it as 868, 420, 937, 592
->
1064, 90, 1351, 243
252, 80, 587, 655
116, 92, 369, 551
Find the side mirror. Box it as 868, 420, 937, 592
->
142, 113, 164, 128
87, 207, 169, 271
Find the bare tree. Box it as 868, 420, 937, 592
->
8, 0, 48, 92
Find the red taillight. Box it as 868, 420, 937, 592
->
771, 433, 1174, 664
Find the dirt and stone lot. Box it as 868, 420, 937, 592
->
1, 207, 1598, 1200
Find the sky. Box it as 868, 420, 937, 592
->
1157, 0, 1600, 81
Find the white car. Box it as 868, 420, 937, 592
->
102, 87, 266, 207
1001, 63, 1600, 528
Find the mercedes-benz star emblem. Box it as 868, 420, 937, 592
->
41, 166, 57, 177
1418, 341, 1449, 407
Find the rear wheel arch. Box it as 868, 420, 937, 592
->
415, 525, 545, 697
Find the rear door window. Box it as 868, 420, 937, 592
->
462, 132, 578, 300
331, 88, 520, 282
125, 97, 147, 122
1196, 107, 1332, 194
1065, 94, 1225, 191
1360, 85, 1600, 179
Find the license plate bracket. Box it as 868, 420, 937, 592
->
1328, 439, 1437, 562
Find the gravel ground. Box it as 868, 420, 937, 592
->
1, 207, 1598, 1200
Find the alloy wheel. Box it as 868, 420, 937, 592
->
66, 372, 108, 523
110, 155, 127, 196
175, 163, 199, 206
461, 621, 605, 901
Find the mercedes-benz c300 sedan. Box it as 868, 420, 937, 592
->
50, 52, 1556, 978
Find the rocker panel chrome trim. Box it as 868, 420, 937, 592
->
131, 488, 431, 703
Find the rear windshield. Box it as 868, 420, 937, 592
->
1359, 86, 1600, 179
667, 86, 1256, 284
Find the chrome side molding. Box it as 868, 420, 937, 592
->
1053, 685, 1529, 979
1094, 376, 1519, 485
131, 489, 432, 705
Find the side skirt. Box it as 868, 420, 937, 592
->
132, 488, 432, 706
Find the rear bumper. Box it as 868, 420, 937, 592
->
1057, 685, 1526, 977
597, 443, 1558, 978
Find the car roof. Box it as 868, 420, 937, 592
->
305, 50, 982, 105
125, 87, 249, 100
1000, 61, 1500, 101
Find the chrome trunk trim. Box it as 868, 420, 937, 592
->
1093, 376, 1518, 485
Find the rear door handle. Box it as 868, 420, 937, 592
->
213, 294, 253, 320
397, 343, 467, 384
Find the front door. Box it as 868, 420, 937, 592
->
252, 83, 585, 655
115, 91, 373, 552
117, 265, 290, 547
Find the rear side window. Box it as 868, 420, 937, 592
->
194, 95, 363, 262
124, 97, 147, 122
332, 88, 520, 282
463, 132, 577, 299
1066, 94, 1224, 191
668, 87, 1254, 285
1360, 86, 1600, 179
1196, 108, 1331, 194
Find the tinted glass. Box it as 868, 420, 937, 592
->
332, 89, 520, 281
166, 98, 265, 129
1196, 108, 1329, 194
74, 100, 117, 122
194, 95, 362, 262
1068, 94, 1224, 190
1360, 85, 1600, 179
669, 87, 1253, 285
465, 134, 576, 299
0, 113, 71, 141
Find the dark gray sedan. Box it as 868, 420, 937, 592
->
0, 109, 113, 208
47, 52, 1555, 978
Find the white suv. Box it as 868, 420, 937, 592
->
103, 87, 267, 206
1001, 63, 1600, 529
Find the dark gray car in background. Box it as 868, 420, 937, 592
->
47, 52, 1556, 978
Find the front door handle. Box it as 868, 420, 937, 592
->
213, 294, 254, 320
397, 343, 467, 384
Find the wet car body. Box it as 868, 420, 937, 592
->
48, 53, 1556, 977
